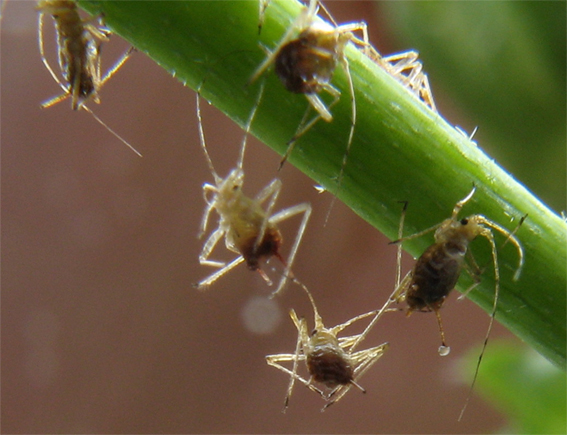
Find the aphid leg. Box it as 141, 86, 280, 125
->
268, 202, 312, 296
323, 22, 369, 223
381, 50, 437, 112
193, 256, 246, 291
279, 84, 340, 170
265, 353, 327, 410
37, 9, 67, 96
197, 183, 221, 239
98, 45, 137, 88
457, 251, 483, 301
198, 227, 228, 269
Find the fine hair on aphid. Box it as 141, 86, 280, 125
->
193, 81, 312, 296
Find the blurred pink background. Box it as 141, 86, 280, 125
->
2, 1, 523, 433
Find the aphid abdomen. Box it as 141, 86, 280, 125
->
240, 225, 283, 271
307, 344, 354, 388
275, 32, 337, 94
407, 242, 465, 311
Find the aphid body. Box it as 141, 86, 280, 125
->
266, 281, 389, 411
250, 0, 367, 178
194, 84, 311, 296
36, 0, 140, 155
38, 0, 108, 110
393, 186, 525, 358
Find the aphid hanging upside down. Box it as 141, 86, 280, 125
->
193, 83, 311, 296
392, 186, 525, 356
250, 0, 368, 209
266, 280, 389, 411
37, 0, 140, 155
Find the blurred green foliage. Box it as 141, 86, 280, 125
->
379, 1, 566, 213
459, 341, 567, 434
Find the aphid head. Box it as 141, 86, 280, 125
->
434, 213, 483, 247
308, 327, 340, 349
219, 168, 244, 196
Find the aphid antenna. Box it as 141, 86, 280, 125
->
195, 90, 222, 185
237, 79, 266, 170
457, 213, 525, 422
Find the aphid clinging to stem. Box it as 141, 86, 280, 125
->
250, 0, 369, 219
193, 82, 311, 296
392, 186, 525, 355
391, 187, 525, 418
37, 0, 140, 156
266, 279, 389, 411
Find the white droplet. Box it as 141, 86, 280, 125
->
439, 345, 451, 356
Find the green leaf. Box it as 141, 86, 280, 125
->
78, 0, 566, 368
459, 340, 567, 434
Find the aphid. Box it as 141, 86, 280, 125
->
391, 187, 525, 417
37, 0, 140, 156
392, 186, 525, 355
249, 0, 368, 208
266, 279, 389, 411
193, 82, 312, 296
368, 47, 437, 113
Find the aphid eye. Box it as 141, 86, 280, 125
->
232, 184, 240, 191
460, 218, 469, 225
311, 328, 318, 336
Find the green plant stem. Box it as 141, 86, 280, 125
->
79, 0, 566, 368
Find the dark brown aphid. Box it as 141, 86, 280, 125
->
193, 83, 312, 296
250, 0, 368, 219
266, 280, 389, 411
393, 187, 525, 355
37, 0, 140, 155
392, 187, 525, 418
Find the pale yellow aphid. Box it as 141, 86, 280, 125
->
193, 82, 312, 296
